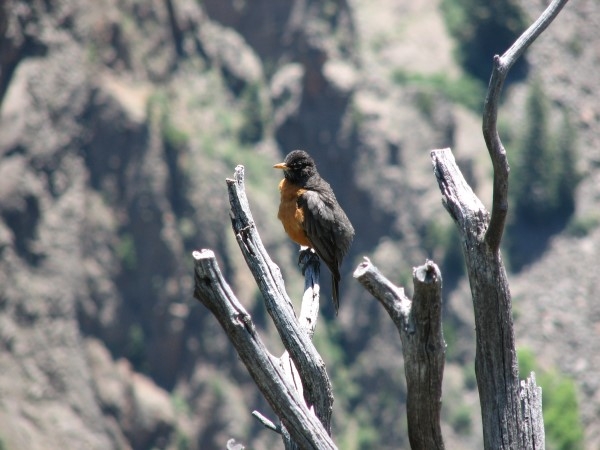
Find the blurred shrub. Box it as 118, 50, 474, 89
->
440, 0, 529, 82
506, 80, 579, 269
566, 213, 600, 237
392, 70, 485, 113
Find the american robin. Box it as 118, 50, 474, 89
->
274, 150, 355, 314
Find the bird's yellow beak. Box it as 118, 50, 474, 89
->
273, 162, 287, 170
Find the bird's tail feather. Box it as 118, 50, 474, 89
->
332, 276, 340, 315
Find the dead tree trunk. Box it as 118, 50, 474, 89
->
354, 259, 445, 450
353, 0, 566, 449
431, 149, 544, 449
193, 248, 332, 449
429, 0, 568, 448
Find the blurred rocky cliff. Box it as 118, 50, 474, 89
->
0, 0, 599, 449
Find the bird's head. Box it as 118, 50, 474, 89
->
273, 150, 317, 184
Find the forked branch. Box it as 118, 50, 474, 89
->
226, 166, 333, 430
193, 250, 335, 449
430, 1, 568, 449
354, 258, 445, 450
483, 0, 570, 251
193, 166, 336, 449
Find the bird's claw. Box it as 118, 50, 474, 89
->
298, 247, 319, 275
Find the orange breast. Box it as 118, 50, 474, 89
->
277, 179, 312, 247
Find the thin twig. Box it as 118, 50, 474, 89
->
252, 411, 281, 434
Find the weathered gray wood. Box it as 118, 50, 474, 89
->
354, 258, 445, 450
298, 248, 321, 339
192, 249, 336, 450
226, 166, 333, 432
432, 148, 521, 449
429, 2, 567, 448
353, 257, 412, 332
406, 261, 445, 450
483, 0, 570, 252
519, 372, 545, 450
431, 146, 547, 450
277, 249, 322, 450
252, 411, 279, 433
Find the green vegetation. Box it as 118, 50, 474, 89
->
126, 323, 147, 372
175, 429, 192, 450
567, 35, 583, 57
566, 213, 600, 237
451, 404, 473, 435
442, 362, 477, 437
173, 71, 274, 191
314, 323, 382, 450
239, 81, 269, 144
512, 80, 560, 223
148, 89, 190, 151
544, 375, 585, 450
314, 324, 360, 404
463, 364, 477, 391
171, 392, 191, 416
518, 347, 585, 450
505, 80, 579, 268
422, 220, 465, 286
513, 80, 579, 216
414, 90, 436, 119
555, 111, 579, 217
392, 70, 485, 113
163, 122, 190, 151
440, 0, 530, 82
170, 394, 193, 448
116, 233, 137, 271
338, 413, 379, 450
441, 319, 459, 360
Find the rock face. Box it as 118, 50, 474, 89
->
0, 0, 599, 449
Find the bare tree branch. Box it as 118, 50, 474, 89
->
259, 248, 321, 449
298, 248, 321, 338
428, 2, 568, 448
482, 0, 570, 251
432, 148, 527, 449
252, 411, 281, 433
226, 166, 333, 432
192, 249, 336, 450
434, 100, 555, 448
354, 258, 445, 450
406, 261, 445, 450
353, 257, 412, 332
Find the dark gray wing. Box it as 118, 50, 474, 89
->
298, 188, 354, 313
298, 189, 339, 277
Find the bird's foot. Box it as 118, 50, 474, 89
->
298, 246, 319, 275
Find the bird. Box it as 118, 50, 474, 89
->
274, 150, 355, 314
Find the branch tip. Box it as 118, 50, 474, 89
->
252, 411, 281, 434
192, 249, 215, 260
353, 257, 372, 278
413, 260, 441, 284
234, 165, 245, 181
